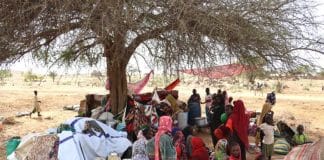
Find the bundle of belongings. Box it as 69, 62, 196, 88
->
273, 121, 295, 155
125, 89, 187, 142
284, 137, 324, 160
6, 117, 132, 160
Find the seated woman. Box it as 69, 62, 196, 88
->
188, 137, 209, 160
132, 126, 151, 160
146, 116, 176, 160
172, 128, 187, 160
182, 126, 209, 160
214, 125, 231, 160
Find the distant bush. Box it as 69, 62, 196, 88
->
303, 86, 310, 91
48, 71, 58, 83
62, 81, 72, 85
0, 69, 12, 84
24, 70, 40, 82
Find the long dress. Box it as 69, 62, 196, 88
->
209, 104, 225, 147
146, 133, 176, 160
187, 94, 201, 126
132, 138, 149, 160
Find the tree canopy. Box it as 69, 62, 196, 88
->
0, 0, 323, 113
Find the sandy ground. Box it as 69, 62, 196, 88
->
1, 78, 324, 160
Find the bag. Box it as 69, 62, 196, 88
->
274, 138, 291, 155
6, 137, 21, 156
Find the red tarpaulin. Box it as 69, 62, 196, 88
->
179, 64, 252, 79
164, 78, 180, 91
105, 70, 153, 94
128, 70, 153, 94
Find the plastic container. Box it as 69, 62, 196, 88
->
107, 152, 121, 160
177, 112, 188, 129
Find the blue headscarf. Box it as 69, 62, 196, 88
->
172, 127, 182, 137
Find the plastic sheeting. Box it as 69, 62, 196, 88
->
58, 117, 132, 160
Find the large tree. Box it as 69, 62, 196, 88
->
0, 0, 323, 114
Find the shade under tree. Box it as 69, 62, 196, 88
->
0, 0, 323, 114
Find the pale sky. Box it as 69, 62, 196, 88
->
3, 1, 324, 74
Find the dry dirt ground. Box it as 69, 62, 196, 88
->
0, 78, 324, 160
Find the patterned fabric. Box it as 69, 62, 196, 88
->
173, 130, 188, 160
132, 138, 149, 160
125, 106, 149, 135
156, 102, 174, 117
214, 139, 228, 160
82, 120, 105, 135
284, 138, 324, 160
274, 138, 291, 155
25, 135, 59, 160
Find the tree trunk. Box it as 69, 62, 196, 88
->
105, 44, 129, 115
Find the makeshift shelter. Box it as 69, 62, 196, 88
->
106, 70, 153, 94
179, 64, 252, 79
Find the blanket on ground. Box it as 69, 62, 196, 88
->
58, 117, 132, 160
284, 137, 324, 160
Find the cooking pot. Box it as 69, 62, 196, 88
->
194, 117, 207, 127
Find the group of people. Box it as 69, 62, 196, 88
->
187, 88, 309, 160
120, 86, 311, 160
132, 116, 210, 160
127, 88, 254, 160
186, 88, 252, 160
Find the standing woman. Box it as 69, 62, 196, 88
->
146, 116, 176, 160
255, 92, 276, 149
209, 93, 225, 147
226, 100, 250, 160
187, 89, 201, 126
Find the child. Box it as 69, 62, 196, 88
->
258, 115, 274, 160
292, 124, 308, 145
214, 125, 231, 160
229, 141, 241, 160
30, 90, 42, 117
132, 127, 151, 160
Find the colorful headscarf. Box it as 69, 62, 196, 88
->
172, 129, 188, 160
214, 125, 230, 139
230, 100, 250, 148
154, 116, 173, 160
190, 137, 209, 160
